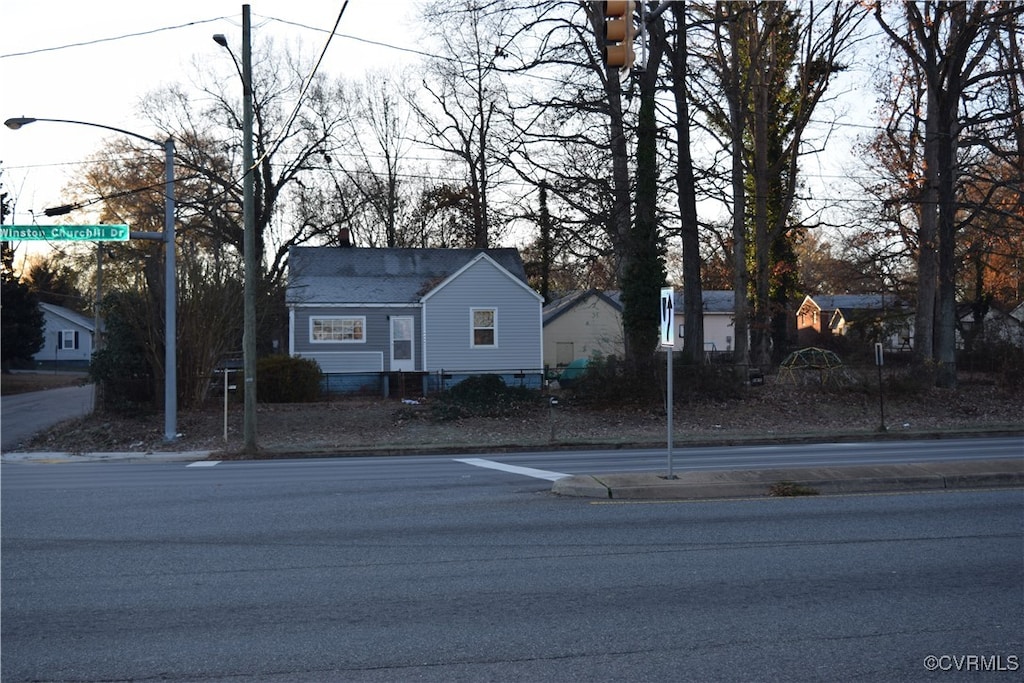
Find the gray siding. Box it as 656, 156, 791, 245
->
291, 305, 422, 372
423, 259, 541, 372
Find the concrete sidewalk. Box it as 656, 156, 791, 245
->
552, 458, 1024, 500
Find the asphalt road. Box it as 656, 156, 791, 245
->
0, 383, 94, 451
2, 455, 1021, 682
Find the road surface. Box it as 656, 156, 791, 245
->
0, 383, 94, 451
3, 451, 1021, 681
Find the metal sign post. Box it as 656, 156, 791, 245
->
660, 287, 676, 479
875, 342, 887, 432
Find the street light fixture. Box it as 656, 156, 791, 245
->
4, 116, 178, 442
214, 4, 258, 454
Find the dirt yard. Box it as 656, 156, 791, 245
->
7, 371, 1022, 457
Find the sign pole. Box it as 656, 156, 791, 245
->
660, 286, 676, 479
875, 342, 886, 432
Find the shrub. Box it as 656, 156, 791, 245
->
562, 354, 660, 406
958, 339, 1024, 389
674, 363, 744, 402
431, 374, 541, 421
768, 481, 819, 497
257, 355, 323, 403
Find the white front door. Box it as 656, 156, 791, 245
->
390, 316, 415, 372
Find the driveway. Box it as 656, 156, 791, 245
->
1, 384, 95, 452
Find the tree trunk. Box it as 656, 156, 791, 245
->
670, 3, 705, 364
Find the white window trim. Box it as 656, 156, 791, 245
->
470, 307, 497, 348
309, 316, 367, 344
60, 330, 76, 350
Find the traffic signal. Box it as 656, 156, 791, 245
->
603, 0, 636, 70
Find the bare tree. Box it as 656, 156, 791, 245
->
407, 0, 523, 249
692, 1, 867, 368
874, 0, 1023, 387
142, 40, 357, 286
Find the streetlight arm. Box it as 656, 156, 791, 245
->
5, 113, 179, 443
5, 116, 165, 148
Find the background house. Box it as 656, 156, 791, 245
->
543, 289, 741, 367
676, 290, 739, 358
797, 294, 913, 350
31, 303, 97, 368
542, 290, 623, 369
286, 246, 543, 394
957, 303, 1024, 350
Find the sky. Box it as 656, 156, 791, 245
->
1, 0, 420, 227
2, 1, 880, 261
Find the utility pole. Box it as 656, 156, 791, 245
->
241, 3, 258, 453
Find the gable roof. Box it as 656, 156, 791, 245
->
542, 289, 736, 324
421, 251, 543, 303
40, 302, 95, 332
699, 290, 735, 313
543, 289, 623, 325
804, 294, 907, 312
286, 246, 530, 305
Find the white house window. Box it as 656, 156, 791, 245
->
311, 316, 365, 343
471, 308, 496, 347
58, 330, 78, 350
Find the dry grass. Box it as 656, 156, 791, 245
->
1, 371, 89, 396
13, 372, 1023, 457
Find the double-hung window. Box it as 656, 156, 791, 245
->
471, 308, 496, 347
311, 316, 365, 343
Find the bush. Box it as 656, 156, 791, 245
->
89, 292, 156, 415
562, 355, 660, 406
958, 339, 1024, 389
563, 355, 744, 407
257, 355, 323, 403
431, 374, 541, 421
674, 363, 744, 402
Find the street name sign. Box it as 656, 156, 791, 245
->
1, 224, 130, 242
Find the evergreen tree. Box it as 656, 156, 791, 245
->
1, 243, 45, 371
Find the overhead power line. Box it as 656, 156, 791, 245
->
0, 17, 231, 59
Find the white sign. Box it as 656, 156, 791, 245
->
660, 287, 675, 347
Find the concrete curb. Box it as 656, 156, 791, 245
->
551, 458, 1024, 500
0, 450, 214, 464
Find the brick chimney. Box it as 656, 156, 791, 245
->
338, 227, 353, 247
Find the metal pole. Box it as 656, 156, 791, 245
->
93, 244, 103, 410
3, 115, 177, 441
224, 369, 229, 442
667, 346, 674, 479
241, 3, 258, 453
163, 137, 177, 441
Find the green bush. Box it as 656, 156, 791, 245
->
431, 374, 541, 421
257, 355, 323, 403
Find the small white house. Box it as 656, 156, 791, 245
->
32, 303, 97, 367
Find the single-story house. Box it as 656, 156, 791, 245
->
957, 303, 1024, 350
676, 290, 740, 357
797, 294, 913, 349
542, 289, 623, 369
286, 245, 544, 394
542, 289, 741, 366
32, 302, 98, 368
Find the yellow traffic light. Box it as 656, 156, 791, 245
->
603, 0, 636, 70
